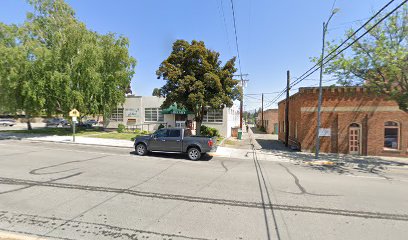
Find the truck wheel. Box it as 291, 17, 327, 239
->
135, 143, 147, 156
188, 147, 201, 161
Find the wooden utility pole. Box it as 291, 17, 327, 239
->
234, 74, 249, 129
261, 93, 264, 128
285, 70, 290, 147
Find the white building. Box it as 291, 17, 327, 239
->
107, 95, 240, 137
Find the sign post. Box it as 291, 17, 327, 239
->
69, 109, 80, 142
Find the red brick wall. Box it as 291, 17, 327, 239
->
257, 109, 278, 134
278, 87, 408, 157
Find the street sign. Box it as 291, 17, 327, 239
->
69, 109, 80, 117
318, 128, 331, 137
69, 109, 80, 143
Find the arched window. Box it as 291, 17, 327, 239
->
384, 121, 400, 150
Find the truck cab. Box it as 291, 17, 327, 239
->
134, 128, 215, 160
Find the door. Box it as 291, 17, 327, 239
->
349, 125, 361, 154
165, 129, 183, 152
175, 114, 187, 128
149, 128, 168, 151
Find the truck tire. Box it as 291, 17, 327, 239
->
187, 147, 201, 161
135, 143, 147, 156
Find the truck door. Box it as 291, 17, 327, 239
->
166, 129, 183, 152
149, 128, 168, 151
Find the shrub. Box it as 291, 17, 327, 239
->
200, 125, 220, 137
117, 124, 126, 133
158, 123, 165, 129
141, 130, 149, 135
134, 129, 141, 134
259, 126, 266, 132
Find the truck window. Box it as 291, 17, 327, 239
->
154, 129, 168, 137
168, 129, 181, 137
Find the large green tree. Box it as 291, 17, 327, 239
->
0, 0, 136, 129
156, 40, 241, 134
322, 6, 408, 110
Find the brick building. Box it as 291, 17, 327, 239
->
278, 87, 408, 157
257, 109, 279, 134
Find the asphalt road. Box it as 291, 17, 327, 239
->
0, 140, 407, 240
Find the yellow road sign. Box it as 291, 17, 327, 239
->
69, 109, 80, 117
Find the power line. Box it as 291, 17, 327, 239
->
217, 0, 232, 54
290, 0, 398, 89
290, 0, 407, 89
230, 0, 243, 77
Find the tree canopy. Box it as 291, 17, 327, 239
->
0, 0, 136, 128
156, 40, 241, 133
322, 6, 408, 110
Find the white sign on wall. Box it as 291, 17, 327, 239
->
318, 128, 331, 137
125, 108, 140, 117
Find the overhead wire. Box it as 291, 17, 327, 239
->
230, 0, 243, 77
289, 0, 399, 89
290, 0, 406, 90
261, 0, 405, 109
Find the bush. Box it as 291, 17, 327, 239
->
141, 130, 149, 135
200, 125, 220, 137
158, 123, 165, 129
259, 126, 266, 132
134, 129, 141, 134
117, 123, 126, 133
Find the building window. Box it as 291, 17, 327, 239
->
145, 108, 164, 122
204, 109, 223, 123
384, 121, 400, 150
111, 108, 124, 122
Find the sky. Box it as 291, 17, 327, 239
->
0, 0, 401, 111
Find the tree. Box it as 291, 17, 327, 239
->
152, 88, 161, 97
0, 0, 136, 129
321, 6, 408, 110
156, 40, 241, 134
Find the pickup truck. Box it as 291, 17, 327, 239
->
134, 128, 216, 160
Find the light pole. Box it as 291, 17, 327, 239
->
315, 8, 339, 160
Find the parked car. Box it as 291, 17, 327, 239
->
85, 119, 98, 125
0, 119, 16, 127
134, 128, 216, 160
77, 119, 97, 128
46, 118, 69, 127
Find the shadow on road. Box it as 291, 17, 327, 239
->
129, 151, 213, 161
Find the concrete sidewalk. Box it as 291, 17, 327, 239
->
0, 133, 133, 148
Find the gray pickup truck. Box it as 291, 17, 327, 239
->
134, 128, 216, 160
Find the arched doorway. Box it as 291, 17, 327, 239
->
349, 123, 361, 154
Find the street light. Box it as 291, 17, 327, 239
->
315, 8, 339, 160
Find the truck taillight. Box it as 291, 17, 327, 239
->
208, 139, 213, 147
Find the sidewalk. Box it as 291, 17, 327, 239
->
0, 133, 133, 148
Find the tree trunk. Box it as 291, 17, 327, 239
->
26, 115, 32, 131
196, 120, 202, 136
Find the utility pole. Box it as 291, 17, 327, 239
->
261, 93, 264, 128
234, 74, 249, 129
285, 70, 290, 147
315, 8, 339, 159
